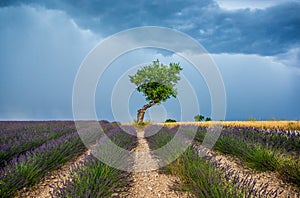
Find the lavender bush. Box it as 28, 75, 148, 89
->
52, 125, 137, 197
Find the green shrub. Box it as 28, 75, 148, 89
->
205, 117, 212, 121
165, 119, 176, 123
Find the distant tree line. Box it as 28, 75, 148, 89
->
164, 114, 212, 123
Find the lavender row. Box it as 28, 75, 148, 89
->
0, 131, 86, 197
145, 125, 247, 197
145, 124, 300, 156
0, 124, 76, 167
193, 126, 300, 187
0, 121, 76, 143
52, 125, 138, 197
227, 126, 299, 155
192, 125, 300, 155
0, 121, 122, 167
223, 125, 300, 136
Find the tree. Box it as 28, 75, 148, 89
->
194, 114, 205, 122
129, 60, 182, 124
205, 117, 212, 121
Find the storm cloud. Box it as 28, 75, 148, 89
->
1, 0, 299, 57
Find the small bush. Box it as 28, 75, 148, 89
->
205, 117, 212, 121
165, 119, 176, 123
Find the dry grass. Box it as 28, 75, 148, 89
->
159, 121, 300, 131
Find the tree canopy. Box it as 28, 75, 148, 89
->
129, 60, 182, 104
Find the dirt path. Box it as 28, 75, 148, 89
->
118, 130, 191, 198
192, 142, 300, 198
15, 150, 90, 198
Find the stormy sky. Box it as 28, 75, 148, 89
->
1, 0, 299, 122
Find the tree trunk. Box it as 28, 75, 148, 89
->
136, 100, 159, 124
137, 109, 146, 124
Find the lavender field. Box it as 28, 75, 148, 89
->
0, 121, 299, 197
0, 121, 137, 197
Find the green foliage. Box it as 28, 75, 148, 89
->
129, 60, 182, 104
205, 117, 212, 121
165, 119, 177, 123
194, 114, 205, 121
195, 115, 212, 121
137, 82, 174, 103
214, 135, 279, 172
55, 159, 127, 198
278, 157, 300, 187
165, 149, 242, 197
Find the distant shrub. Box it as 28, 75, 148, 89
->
165, 119, 176, 123
194, 114, 204, 121
205, 117, 212, 121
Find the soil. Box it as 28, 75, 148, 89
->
117, 130, 192, 198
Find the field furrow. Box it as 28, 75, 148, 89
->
118, 129, 191, 197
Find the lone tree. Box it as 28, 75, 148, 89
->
129, 60, 182, 124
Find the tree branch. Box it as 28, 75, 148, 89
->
141, 99, 159, 111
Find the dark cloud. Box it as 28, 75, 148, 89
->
170, 1, 300, 55
1, 0, 299, 56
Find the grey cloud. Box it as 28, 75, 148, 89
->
274, 47, 300, 68
2, 0, 299, 57
176, 1, 300, 56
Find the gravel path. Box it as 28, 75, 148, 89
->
118, 130, 191, 198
